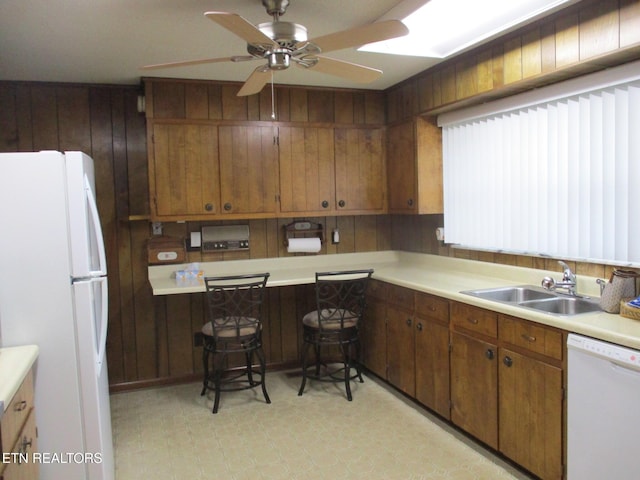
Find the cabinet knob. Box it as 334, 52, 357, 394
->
204, 203, 214, 212
321, 200, 329, 208
338, 200, 346, 208
224, 202, 232, 211
485, 349, 494, 360
14, 400, 27, 412
416, 322, 423, 331
407, 198, 414, 206
406, 318, 412, 326
503, 356, 513, 367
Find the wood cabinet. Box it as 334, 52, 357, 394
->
368, 282, 451, 418
218, 125, 279, 216
385, 284, 416, 396
498, 315, 564, 480
361, 279, 388, 379
1, 369, 38, 480
387, 116, 443, 214
334, 128, 386, 214
450, 302, 499, 449
278, 126, 335, 215
149, 122, 220, 219
414, 292, 450, 419
450, 302, 565, 478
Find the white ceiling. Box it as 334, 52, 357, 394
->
0, 0, 443, 91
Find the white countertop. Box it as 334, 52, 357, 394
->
148, 251, 640, 350
0, 344, 39, 418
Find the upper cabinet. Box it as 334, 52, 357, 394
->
278, 126, 335, 215
278, 126, 386, 216
149, 121, 220, 219
334, 127, 386, 214
145, 79, 390, 220
387, 116, 443, 214
218, 125, 279, 216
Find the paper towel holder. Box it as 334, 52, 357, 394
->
283, 221, 324, 247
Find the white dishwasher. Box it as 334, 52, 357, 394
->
567, 333, 640, 480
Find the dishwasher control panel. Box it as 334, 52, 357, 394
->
567, 334, 640, 369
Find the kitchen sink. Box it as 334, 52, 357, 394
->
463, 285, 556, 303
461, 285, 601, 316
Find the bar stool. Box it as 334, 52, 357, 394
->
298, 269, 373, 401
200, 273, 271, 413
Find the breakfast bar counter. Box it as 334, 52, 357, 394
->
148, 251, 640, 350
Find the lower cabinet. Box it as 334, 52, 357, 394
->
1, 369, 38, 480
498, 315, 564, 480
450, 303, 499, 449
363, 284, 565, 480
361, 280, 388, 379
414, 292, 450, 419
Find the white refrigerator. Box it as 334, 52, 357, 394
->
0, 151, 114, 480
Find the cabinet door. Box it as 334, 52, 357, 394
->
151, 123, 220, 218
334, 128, 386, 213
218, 125, 279, 215
499, 348, 563, 480
278, 127, 335, 214
387, 120, 417, 213
415, 318, 450, 419
450, 331, 498, 449
386, 304, 415, 396
361, 296, 387, 379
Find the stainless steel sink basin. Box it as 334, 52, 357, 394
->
518, 297, 601, 315
461, 285, 601, 316
463, 285, 556, 303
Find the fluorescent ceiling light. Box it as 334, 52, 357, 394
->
359, 0, 573, 58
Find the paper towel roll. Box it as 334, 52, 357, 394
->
287, 237, 322, 253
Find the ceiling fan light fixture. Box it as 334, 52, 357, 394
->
268, 52, 290, 70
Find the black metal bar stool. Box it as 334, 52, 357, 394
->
298, 269, 373, 401
200, 273, 271, 413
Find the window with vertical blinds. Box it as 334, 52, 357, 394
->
439, 61, 640, 266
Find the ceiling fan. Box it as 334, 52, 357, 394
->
142, 0, 409, 96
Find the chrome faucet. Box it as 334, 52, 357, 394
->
542, 260, 578, 296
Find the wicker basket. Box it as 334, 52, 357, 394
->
620, 298, 640, 321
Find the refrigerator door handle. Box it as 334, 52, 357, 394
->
97, 277, 109, 366
85, 175, 107, 277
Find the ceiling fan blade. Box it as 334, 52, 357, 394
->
237, 67, 272, 96
141, 56, 242, 70
308, 19, 409, 54
205, 11, 278, 48
297, 56, 382, 83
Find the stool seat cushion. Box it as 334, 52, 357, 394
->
302, 309, 358, 329
202, 317, 259, 337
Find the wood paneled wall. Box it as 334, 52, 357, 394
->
387, 0, 640, 121
144, 78, 386, 125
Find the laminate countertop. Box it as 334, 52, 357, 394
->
148, 251, 640, 350
0, 344, 38, 420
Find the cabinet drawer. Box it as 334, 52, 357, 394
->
451, 302, 498, 338
1, 369, 34, 455
415, 292, 449, 324
499, 315, 563, 360
387, 284, 415, 310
